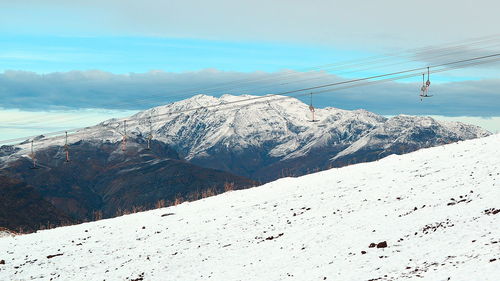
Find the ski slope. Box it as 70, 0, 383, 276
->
1, 134, 499, 281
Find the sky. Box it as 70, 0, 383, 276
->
0, 0, 499, 141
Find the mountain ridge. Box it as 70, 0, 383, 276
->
1, 94, 490, 182
129, 94, 490, 180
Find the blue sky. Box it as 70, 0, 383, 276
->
1, 33, 497, 81
0, 34, 368, 74
0, 0, 499, 141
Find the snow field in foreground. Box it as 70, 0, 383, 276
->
1, 134, 499, 281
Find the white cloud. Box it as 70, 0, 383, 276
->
2, 69, 500, 116
428, 116, 500, 133
2, 1, 500, 49
0, 108, 137, 140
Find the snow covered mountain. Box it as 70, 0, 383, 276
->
92, 95, 491, 180
1, 133, 498, 281
122, 94, 492, 180
0, 94, 490, 182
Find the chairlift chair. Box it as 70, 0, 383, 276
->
419, 67, 433, 101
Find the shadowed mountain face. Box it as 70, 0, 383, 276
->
1, 139, 255, 225
120, 95, 489, 182
0, 175, 73, 233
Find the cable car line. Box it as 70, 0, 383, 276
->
2, 53, 499, 146
0, 53, 499, 148
4, 35, 500, 126
8, 55, 500, 170
4, 39, 499, 135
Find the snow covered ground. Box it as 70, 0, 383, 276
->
1, 134, 499, 281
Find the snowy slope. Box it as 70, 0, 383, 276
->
1, 134, 498, 281
332, 115, 490, 161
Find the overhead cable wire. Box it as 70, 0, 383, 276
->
1, 53, 499, 146
15, 55, 500, 172
5, 36, 500, 126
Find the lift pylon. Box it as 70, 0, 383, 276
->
121, 120, 127, 152
146, 116, 153, 150
308, 93, 319, 122
64, 131, 70, 162
29, 140, 39, 169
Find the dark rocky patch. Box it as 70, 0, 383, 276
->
484, 208, 500, 215
0, 145, 20, 157
446, 194, 472, 206
130, 272, 145, 281
46, 253, 64, 259
258, 233, 284, 243
421, 219, 454, 234
376, 241, 388, 248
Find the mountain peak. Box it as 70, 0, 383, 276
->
2, 94, 490, 182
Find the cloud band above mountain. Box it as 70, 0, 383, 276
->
1, 69, 499, 117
